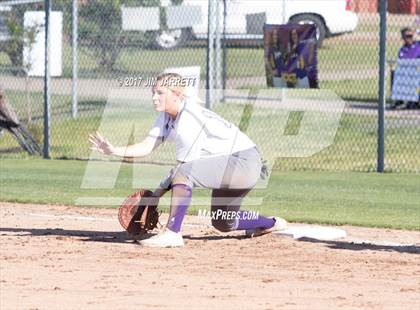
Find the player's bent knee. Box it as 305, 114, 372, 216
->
171, 170, 189, 186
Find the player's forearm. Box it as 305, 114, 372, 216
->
110, 143, 153, 158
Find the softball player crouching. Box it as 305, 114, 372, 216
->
89, 73, 287, 247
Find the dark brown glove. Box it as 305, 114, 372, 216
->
118, 189, 160, 237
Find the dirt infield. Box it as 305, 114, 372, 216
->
1, 202, 419, 310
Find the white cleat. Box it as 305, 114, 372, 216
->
139, 228, 184, 248
245, 217, 288, 238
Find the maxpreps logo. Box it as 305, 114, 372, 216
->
197, 209, 259, 221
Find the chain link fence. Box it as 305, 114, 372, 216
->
0, 0, 419, 173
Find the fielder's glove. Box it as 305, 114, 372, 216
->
118, 189, 160, 237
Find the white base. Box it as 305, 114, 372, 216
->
274, 225, 347, 241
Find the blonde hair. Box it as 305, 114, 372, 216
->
156, 72, 205, 104
156, 72, 186, 97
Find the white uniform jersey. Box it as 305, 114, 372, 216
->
148, 100, 256, 162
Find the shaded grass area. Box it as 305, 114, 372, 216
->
0, 158, 419, 230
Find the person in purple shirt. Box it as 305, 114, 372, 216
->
398, 27, 420, 59
390, 27, 420, 109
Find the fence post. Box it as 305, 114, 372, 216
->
215, 0, 222, 100
377, 0, 387, 172
206, 0, 216, 109
222, 0, 227, 101
43, 0, 51, 159
71, 0, 78, 119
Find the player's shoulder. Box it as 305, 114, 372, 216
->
177, 100, 206, 127
183, 99, 206, 116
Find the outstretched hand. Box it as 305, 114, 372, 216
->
89, 131, 115, 155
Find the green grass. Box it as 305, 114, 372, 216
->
320, 78, 384, 102
0, 158, 419, 230
356, 22, 403, 34
1, 97, 419, 172
61, 45, 267, 79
